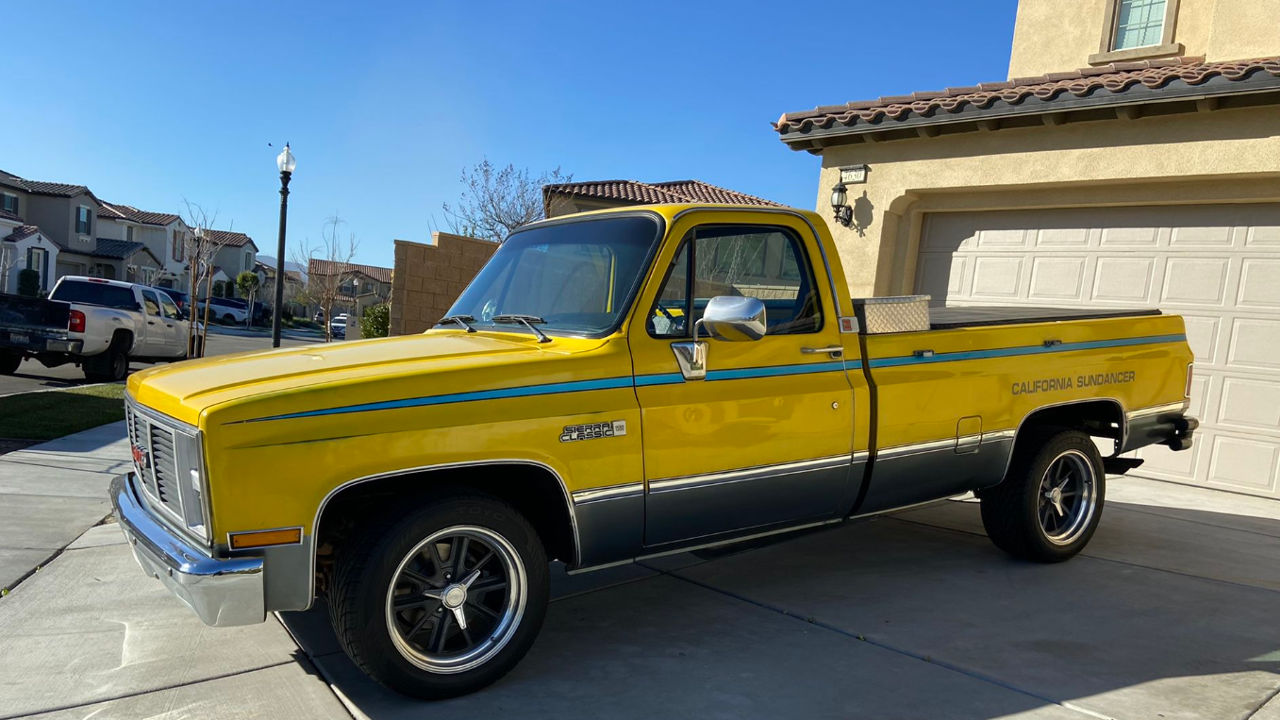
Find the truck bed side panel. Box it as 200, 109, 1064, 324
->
855, 314, 1191, 514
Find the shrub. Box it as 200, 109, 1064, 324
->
360, 303, 390, 338
17, 269, 40, 297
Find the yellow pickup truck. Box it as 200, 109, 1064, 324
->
111, 204, 1196, 698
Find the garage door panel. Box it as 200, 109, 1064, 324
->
1227, 318, 1280, 371
1237, 258, 1280, 308
1245, 225, 1280, 246
1179, 315, 1220, 365
1169, 225, 1235, 247
971, 257, 1024, 299
1092, 256, 1156, 303
1161, 257, 1231, 306
1208, 435, 1279, 493
1217, 377, 1280, 433
1034, 227, 1090, 247
1028, 256, 1088, 300
916, 202, 1280, 499
1099, 225, 1160, 247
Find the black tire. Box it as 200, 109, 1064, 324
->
328, 494, 549, 699
0, 351, 21, 375
84, 335, 130, 382
222, 313, 235, 324
979, 429, 1105, 563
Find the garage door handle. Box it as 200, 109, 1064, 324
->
802, 346, 843, 358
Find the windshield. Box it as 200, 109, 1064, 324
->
443, 214, 661, 337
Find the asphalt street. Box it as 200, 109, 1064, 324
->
0, 330, 322, 397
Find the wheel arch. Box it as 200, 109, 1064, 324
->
311, 460, 579, 606
995, 398, 1126, 483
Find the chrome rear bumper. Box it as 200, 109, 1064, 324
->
110, 473, 265, 626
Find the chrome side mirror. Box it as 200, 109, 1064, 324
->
699, 295, 766, 342
670, 296, 767, 381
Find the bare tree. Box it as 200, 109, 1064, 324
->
181, 201, 234, 357
442, 160, 571, 243
292, 213, 359, 342
0, 243, 16, 294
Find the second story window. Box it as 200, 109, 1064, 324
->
76, 206, 92, 235
1111, 0, 1168, 50
1, 193, 17, 215
173, 230, 185, 262
125, 225, 134, 243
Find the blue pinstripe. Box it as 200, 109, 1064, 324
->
244, 333, 1184, 422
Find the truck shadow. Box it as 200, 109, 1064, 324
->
279, 489, 1280, 720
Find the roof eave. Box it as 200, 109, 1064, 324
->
778, 71, 1280, 150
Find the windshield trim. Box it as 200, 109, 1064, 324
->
436, 210, 666, 340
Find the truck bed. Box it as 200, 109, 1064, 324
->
929, 305, 1161, 330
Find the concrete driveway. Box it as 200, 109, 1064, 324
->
1, 471, 1277, 719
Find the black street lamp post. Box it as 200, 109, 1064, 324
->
272, 143, 296, 348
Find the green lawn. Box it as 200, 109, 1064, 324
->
0, 384, 126, 441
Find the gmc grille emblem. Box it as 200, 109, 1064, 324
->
131, 444, 149, 470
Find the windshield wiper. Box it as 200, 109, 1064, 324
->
439, 314, 477, 333
492, 314, 551, 343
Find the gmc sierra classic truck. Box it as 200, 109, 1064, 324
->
111, 204, 1195, 698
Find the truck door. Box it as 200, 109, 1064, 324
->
138, 289, 167, 356
628, 213, 856, 547
156, 291, 186, 358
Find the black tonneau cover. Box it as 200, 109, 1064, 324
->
929, 306, 1161, 330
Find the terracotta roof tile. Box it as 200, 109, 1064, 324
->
0, 208, 22, 223
92, 238, 154, 260
4, 225, 41, 242
775, 56, 1280, 136
307, 259, 392, 284
202, 229, 255, 248
543, 179, 780, 210
98, 201, 181, 226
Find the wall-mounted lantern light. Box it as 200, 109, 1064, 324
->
830, 183, 851, 227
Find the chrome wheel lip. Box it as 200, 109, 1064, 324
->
385, 525, 527, 675
1038, 449, 1098, 547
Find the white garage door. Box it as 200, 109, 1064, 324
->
916, 204, 1280, 498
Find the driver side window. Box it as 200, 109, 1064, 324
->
648, 225, 821, 338
140, 290, 162, 316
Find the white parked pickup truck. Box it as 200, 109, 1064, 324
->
0, 276, 195, 381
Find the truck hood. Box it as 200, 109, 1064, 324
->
128, 331, 608, 426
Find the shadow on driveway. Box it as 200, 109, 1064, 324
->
280, 483, 1280, 720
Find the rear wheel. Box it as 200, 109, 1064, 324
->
328, 495, 549, 699
979, 429, 1105, 563
83, 336, 129, 382
0, 351, 21, 375
221, 313, 235, 324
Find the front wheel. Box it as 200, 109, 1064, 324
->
979, 429, 1105, 563
328, 495, 549, 699
0, 351, 21, 375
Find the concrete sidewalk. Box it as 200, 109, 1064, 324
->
1, 475, 1277, 719
0, 422, 129, 592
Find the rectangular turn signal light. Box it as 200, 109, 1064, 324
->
229, 527, 301, 550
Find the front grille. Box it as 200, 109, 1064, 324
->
125, 398, 209, 543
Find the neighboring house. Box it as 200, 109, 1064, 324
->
308, 258, 393, 317
254, 259, 305, 312
202, 229, 258, 287
389, 232, 497, 335
0, 209, 59, 294
773, 0, 1280, 498
0, 169, 106, 280
543, 179, 780, 218
97, 201, 191, 289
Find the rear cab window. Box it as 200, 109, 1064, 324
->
50, 280, 137, 310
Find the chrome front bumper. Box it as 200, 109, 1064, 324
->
110, 473, 265, 627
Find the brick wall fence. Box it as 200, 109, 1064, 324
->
389, 232, 497, 336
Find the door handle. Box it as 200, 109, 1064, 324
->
802, 345, 843, 358
147, 321, 156, 325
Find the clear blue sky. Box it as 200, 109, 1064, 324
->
2, 1, 1017, 269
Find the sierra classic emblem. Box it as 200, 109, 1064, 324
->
559, 420, 626, 443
